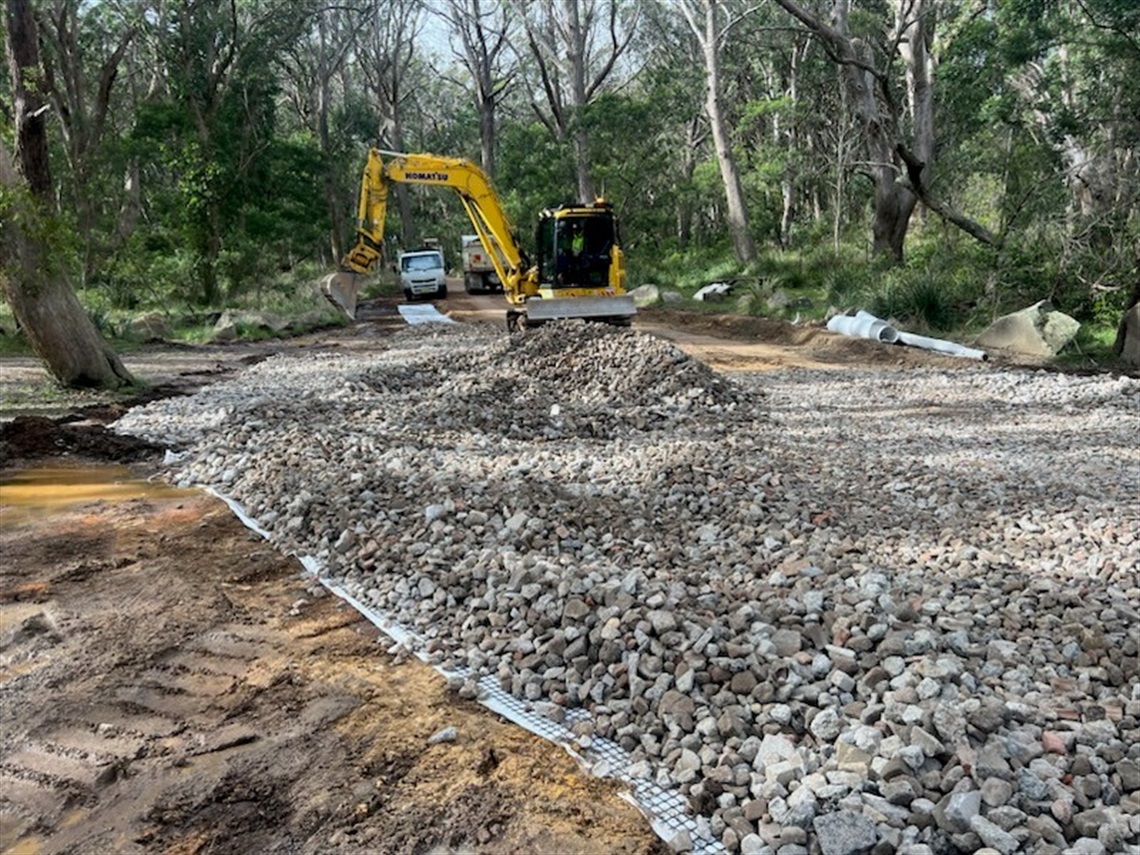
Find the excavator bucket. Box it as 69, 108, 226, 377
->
320, 272, 360, 320
524, 295, 636, 325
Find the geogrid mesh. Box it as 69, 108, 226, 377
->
208, 487, 724, 854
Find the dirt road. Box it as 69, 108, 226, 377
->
443, 288, 993, 373
0, 292, 1003, 854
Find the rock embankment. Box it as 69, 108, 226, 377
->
117, 322, 1140, 855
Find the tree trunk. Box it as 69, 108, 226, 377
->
567, 0, 596, 202
700, 1, 756, 264
383, 114, 417, 247
573, 127, 595, 202
0, 234, 135, 389
318, 11, 343, 262
895, 0, 934, 230
774, 0, 919, 262
1112, 277, 1140, 357
443, 0, 512, 179
871, 169, 913, 262
676, 119, 702, 248
518, 0, 636, 203
480, 96, 496, 179
778, 40, 805, 249
2, 0, 134, 389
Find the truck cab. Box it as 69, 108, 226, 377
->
398, 249, 447, 301
460, 234, 503, 294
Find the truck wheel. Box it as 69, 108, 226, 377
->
439, 284, 448, 298
404, 289, 412, 302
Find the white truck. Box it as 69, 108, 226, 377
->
397, 249, 447, 301
460, 234, 503, 294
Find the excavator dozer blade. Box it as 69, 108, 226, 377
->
320, 272, 360, 320
523, 295, 636, 325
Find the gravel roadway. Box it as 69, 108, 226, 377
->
111, 306, 1140, 855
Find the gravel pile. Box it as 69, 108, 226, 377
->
116, 322, 1140, 855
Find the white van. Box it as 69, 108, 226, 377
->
398, 250, 447, 300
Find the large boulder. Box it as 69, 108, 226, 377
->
128, 311, 172, 341
1118, 303, 1140, 367
212, 309, 289, 343
211, 315, 239, 343
629, 283, 660, 308
975, 300, 1080, 356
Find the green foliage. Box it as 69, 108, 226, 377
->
1058, 323, 1121, 367
637, 247, 742, 292
496, 122, 576, 252
5, 0, 1130, 368
864, 275, 960, 332
821, 259, 880, 309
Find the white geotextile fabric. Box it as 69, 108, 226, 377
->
397, 304, 456, 324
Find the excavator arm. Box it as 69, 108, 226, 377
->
340, 149, 389, 274
326, 149, 536, 317
381, 153, 531, 292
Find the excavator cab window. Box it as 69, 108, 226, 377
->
538, 213, 615, 289
537, 217, 557, 284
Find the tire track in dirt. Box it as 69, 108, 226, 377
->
0, 482, 664, 855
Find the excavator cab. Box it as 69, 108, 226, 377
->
525, 203, 632, 325
537, 206, 617, 290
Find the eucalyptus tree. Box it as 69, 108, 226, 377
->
513, 0, 640, 202
136, 0, 319, 304
772, 0, 912, 261
35, 0, 136, 285
436, 0, 516, 178
277, 3, 364, 260
999, 0, 1140, 332
674, 0, 757, 264
770, 0, 999, 262
2, 0, 135, 388
353, 0, 426, 245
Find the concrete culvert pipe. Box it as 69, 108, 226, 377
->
826, 311, 900, 343
895, 331, 987, 360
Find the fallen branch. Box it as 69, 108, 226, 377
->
897, 144, 1001, 248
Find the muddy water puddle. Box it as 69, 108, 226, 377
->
0, 465, 193, 524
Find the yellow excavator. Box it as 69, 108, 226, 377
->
321, 149, 635, 330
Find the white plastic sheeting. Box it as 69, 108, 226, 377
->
693, 282, 733, 302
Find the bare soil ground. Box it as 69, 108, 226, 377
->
0, 291, 1038, 855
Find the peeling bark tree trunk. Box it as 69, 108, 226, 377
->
518, 0, 636, 203
442, 0, 514, 179
317, 12, 343, 262
3, 0, 134, 389
361, 0, 420, 247
774, 0, 918, 262
678, 0, 757, 264
676, 118, 705, 247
